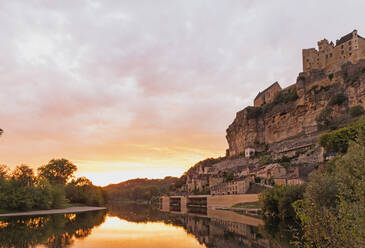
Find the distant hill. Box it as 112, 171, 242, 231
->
103, 177, 179, 202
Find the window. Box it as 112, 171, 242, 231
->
326, 54, 328, 59
349, 53, 352, 56
330, 53, 333, 57
341, 45, 344, 49
349, 41, 352, 45
349, 46, 352, 51
341, 50, 344, 54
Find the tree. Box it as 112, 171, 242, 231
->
294, 139, 365, 247
12, 165, 35, 187
38, 159, 77, 185
0, 165, 9, 180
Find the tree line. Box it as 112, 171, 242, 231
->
104, 177, 179, 203
0, 158, 105, 212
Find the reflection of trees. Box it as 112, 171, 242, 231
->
107, 203, 169, 223
110, 203, 272, 248
0, 210, 106, 248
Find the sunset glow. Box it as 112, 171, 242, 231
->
1, 1, 365, 185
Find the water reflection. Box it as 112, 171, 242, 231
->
108, 203, 274, 248
0, 204, 280, 248
0, 210, 106, 248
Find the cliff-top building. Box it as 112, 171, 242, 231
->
302, 29, 365, 74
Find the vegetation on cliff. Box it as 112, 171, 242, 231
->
259, 127, 365, 247
319, 117, 365, 153
0, 159, 105, 212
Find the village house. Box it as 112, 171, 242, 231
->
256, 163, 287, 180
287, 166, 315, 185
210, 177, 251, 195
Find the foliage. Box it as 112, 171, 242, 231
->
170, 173, 187, 191
104, 177, 179, 202
246, 106, 263, 119
12, 164, 35, 187
65, 177, 105, 206
328, 73, 334, 81
328, 93, 348, 106
350, 105, 364, 117
294, 138, 365, 247
0, 160, 105, 212
273, 88, 298, 105
319, 117, 365, 153
224, 171, 235, 182
38, 159, 77, 185
315, 106, 334, 129
259, 184, 306, 220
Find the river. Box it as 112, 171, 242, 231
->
0, 203, 287, 248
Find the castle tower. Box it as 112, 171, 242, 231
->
302, 30, 365, 74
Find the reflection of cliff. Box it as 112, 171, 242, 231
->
0, 210, 106, 248
110, 203, 272, 248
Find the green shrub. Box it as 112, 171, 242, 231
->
316, 107, 334, 129
259, 184, 306, 220
328, 93, 347, 106
273, 88, 298, 105
319, 118, 365, 153
328, 73, 334, 81
350, 105, 364, 117
246, 106, 263, 119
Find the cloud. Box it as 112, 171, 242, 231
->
0, 0, 365, 184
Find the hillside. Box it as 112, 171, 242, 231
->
104, 177, 178, 202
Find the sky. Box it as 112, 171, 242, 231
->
0, 0, 365, 186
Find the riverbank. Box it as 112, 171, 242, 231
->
0, 206, 106, 217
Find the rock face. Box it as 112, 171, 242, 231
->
226, 60, 365, 157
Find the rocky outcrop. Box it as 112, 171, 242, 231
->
226, 60, 365, 158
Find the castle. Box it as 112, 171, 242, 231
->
254, 30, 365, 108
227, 29, 365, 158
178, 30, 365, 197
302, 29, 365, 74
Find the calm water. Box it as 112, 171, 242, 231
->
0, 204, 280, 248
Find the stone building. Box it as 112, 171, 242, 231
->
244, 147, 255, 158
256, 163, 287, 180
254, 82, 282, 107
210, 177, 250, 195
287, 166, 315, 185
303, 29, 365, 74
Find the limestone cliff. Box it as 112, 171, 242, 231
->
226, 60, 365, 158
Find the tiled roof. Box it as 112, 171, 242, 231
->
336, 31, 356, 46
254, 82, 281, 101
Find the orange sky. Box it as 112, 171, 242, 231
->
1, 1, 364, 185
